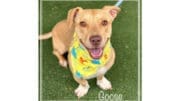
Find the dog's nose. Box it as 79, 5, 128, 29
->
89, 35, 102, 46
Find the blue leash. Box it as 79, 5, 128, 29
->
115, 0, 124, 7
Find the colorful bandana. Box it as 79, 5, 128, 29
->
69, 33, 112, 79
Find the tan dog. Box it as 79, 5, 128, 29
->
40, 5, 120, 98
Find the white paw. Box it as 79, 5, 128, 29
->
75, 84, 89, 98
97, 77, 112, 90
59, 60, 67, 67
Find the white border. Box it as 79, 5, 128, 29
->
0, 0, 38, 101
142, 0, 180, 101
138, 0, 141, 101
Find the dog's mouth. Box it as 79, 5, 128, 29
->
88, 48, 103, 59
80, 38, 109, 59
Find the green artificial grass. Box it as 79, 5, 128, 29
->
40, 1, 139, 101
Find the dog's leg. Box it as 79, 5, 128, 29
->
53, 50, 67, 67
52, 34, 69, 68
73, 76, 89, 98
96, 48, 115, 90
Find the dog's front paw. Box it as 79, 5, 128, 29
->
97, 77, 112, 90
75, 84, 89, 98
59, 60, 67, 68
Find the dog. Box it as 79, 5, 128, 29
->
39, 5, 121, 98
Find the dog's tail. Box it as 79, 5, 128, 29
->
39, 32, 52, 40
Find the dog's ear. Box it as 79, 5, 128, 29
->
103, 6, 121, 20
67, 7, 83, 28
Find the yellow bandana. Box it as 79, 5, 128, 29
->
69, 33, 112, 79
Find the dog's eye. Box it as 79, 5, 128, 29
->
80, 21, 87, 27
101, 20, 108, 26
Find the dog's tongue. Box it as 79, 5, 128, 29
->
89, 48, 102, 59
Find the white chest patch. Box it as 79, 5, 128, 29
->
97, 67, 108, 75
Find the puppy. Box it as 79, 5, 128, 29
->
40, 5, 120, 98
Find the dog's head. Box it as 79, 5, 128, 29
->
67, 6, 121, 59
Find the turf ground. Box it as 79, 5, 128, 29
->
40, 0, 139, 100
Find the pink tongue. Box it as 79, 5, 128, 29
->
89, 48, 102, 59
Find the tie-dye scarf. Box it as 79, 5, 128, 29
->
69, 33, 112, 79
